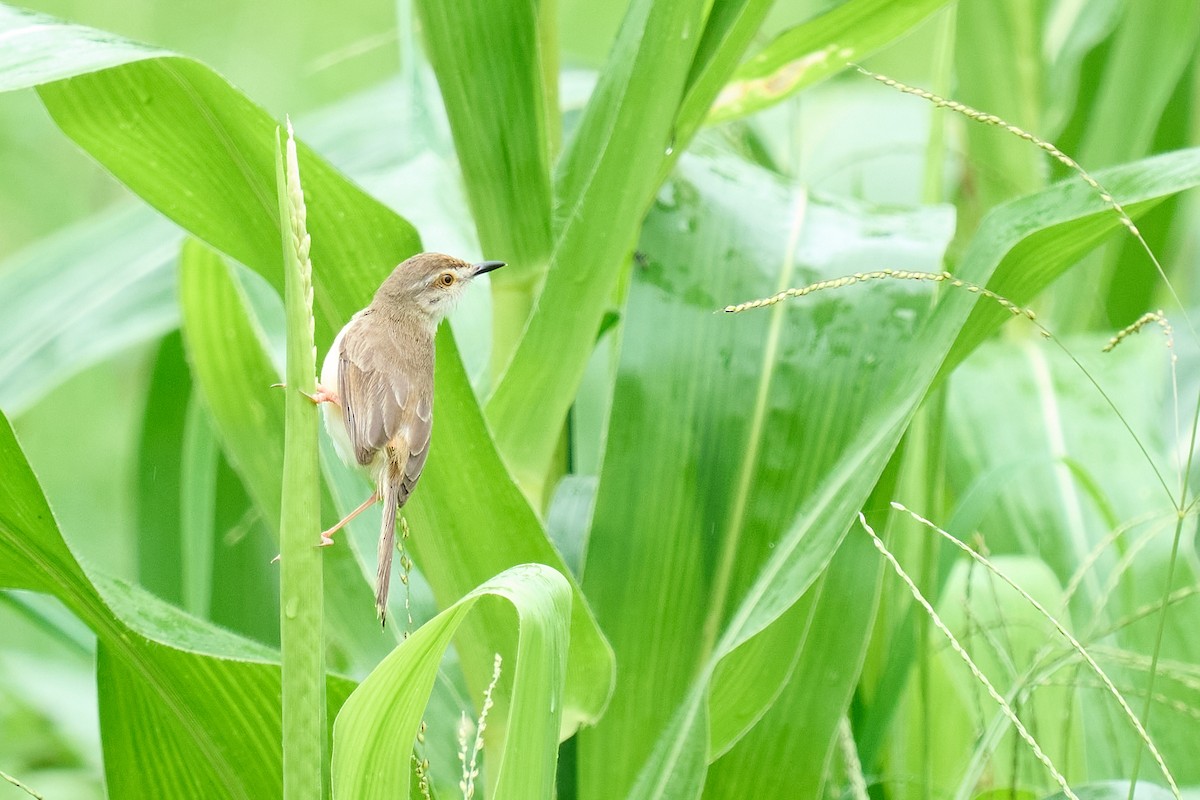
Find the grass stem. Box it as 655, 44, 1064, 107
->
277, 120, 326, 799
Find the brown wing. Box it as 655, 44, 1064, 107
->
396, 390, 432, 507
336, 314, 434, 507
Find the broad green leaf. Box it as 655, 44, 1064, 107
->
485, 0, 717, 495
706, 0, 954, 125
704, 524, 885, 798
93, 574, 356, 800
179, 240, 286, 529
1040, 0, 1124, 138
578, 148, 956, 799
667, 0, 776, 180
137, 324, 280, 644
404, 329, 615, 735
0, 414, 110, 631
0, 406, 354, 798
413, 0, 555, 294
0, 5, 167, 91
945, 148, 1200, 371
178, 389, 219, 619
37, 56, 419, 348
693, 151, 1200, 791
0, 2, 420, 349
410, 0, 557, 383
332, 563, 570, 799
584, 142, 1200, 795
1058, 0, 1200, 329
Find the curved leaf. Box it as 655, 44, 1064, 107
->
945, 148, 1200, 372
0, 5, 167, 91
332, 563, 570, 799
0, 406, 354, 798
707, 0, 953, 125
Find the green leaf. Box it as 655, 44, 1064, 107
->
179, 240, 286, 530
413, 0, 557, 380
947, 332, 1200, 783
135, 332, 190, 606
1077, 0, 1200, 169
136, 330, 280, 642
93, 574, 356, 800
0, 2, 421, 349
689, 149, 1200, 789
581, 141, 1200, 794
578, 148, 955, 799
0, 416, 109, 631
484, 0, 719, 495
674, 0, 776, 139
0, 405, 354, 798
945, 148, 1200, 372
413, 0, 555, 270
179, 389, 219, 618
332, 563, 570, 799
703, 495, 888, 798
706, 0, 954, 125
0, 5, 168, 91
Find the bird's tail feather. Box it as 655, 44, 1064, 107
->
376, 468, 402, 626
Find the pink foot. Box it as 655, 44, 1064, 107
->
270, 381, 339, 405
303, 383, 340, 405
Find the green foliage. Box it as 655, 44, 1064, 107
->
2, 0, 1199, 799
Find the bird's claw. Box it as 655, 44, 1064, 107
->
303, 384, 339, 405
269, 381, 337, 406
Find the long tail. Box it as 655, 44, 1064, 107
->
376, 466, 402, 626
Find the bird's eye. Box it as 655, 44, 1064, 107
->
437, 272, 456, 288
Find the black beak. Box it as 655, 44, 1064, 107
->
473, 260, 506, 276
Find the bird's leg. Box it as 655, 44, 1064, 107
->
319, 490, 378, 546
269, 381, 340, 405
304, 383, 340, 405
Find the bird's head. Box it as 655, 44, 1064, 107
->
372, 252, 504, 326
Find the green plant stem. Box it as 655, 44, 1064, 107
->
276, 125, 326, 800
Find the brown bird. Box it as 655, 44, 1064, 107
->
311, 252, 504, 624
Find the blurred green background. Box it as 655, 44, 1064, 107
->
3, 0, 1199, 798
